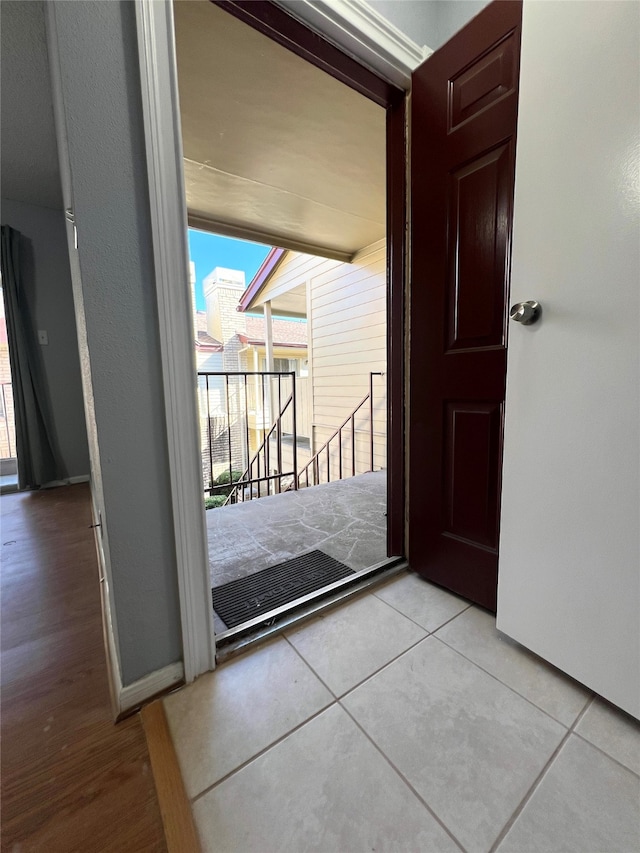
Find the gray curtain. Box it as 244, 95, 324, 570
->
0, 225, 64, 488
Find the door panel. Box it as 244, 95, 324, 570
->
408, 1, 522, 611
443, 401, 502, 548
446, 142, 513, 351
449, 31, 518, 130
497, 0, 639, 718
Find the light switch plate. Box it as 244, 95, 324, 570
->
38, 330, 48, 345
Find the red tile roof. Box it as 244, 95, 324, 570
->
194, 312, 223, 350
244, 316, 307, 347
197, 330, 223, 350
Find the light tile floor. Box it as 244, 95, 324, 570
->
164, 571, 640, 853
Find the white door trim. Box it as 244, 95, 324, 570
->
133, 0, 416, 684
135, 0, 215, 682
275, 0, 432, 89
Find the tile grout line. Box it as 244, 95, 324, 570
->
571, 729, 640, 779
190, 602, 434, 805
487, 694, 595, 853
284, 630, 432, 704
189, 699, 339, 805
338, 700, 468, 853
283, 627, 475, 850
283, 634, 340, 700
190, 609, 451, 807
282, 627, 473, 849
190, 632, 344, 804
370, 584, 473, 634
430, 631, 592, 731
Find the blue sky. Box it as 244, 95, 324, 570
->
188, 229, 271, 311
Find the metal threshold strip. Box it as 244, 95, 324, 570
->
215, 556, 407, 663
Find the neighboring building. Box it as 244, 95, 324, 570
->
196, 241, 387, 495
239, 240, 387, 481
194, 265, 308, 489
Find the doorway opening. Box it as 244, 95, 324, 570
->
172, 0, 404, 640
186, 221, 393, 639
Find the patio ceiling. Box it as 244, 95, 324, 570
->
173, 1, 386, 261
255, 282, 307, 319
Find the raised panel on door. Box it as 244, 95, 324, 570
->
443, 401, 502, 549
446, 143, 513, 352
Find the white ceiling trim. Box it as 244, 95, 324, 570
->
274, 0, 433, 90
187, 213, 354, 264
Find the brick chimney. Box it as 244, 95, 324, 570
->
203, 267, 246, 346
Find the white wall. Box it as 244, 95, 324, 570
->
0, 1, 63, 210
366, 0, 490, 50
498, 0, 640, 718
0, 197, 90, 479
48, 0, 183, 686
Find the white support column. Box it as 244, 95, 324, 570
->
264, 300, 275, 372
252, 347, 260, 431
264, 301, 275, 431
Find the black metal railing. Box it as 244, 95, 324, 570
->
297, 372, 383, 488
198, 371, 297, 503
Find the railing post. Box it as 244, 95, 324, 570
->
291, 371, 298, 490
370, 371, 374, 473
351, 414, 356, 476
225, 375, 233, 500
265, 389, 271, 495
243, 375, 250, 502
205, 375, 213, 495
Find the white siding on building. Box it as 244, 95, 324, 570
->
242, 240, 387, 484
307, 240, 386, 478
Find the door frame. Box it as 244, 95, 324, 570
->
135, 0, 415, 680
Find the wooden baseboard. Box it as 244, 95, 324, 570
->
142, 700, 201, 853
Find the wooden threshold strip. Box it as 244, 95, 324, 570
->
142, 700, 202, 853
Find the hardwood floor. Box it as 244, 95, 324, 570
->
1, 484, 167, 852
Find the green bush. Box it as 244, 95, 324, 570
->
204, 495, 227, 510
212, 469, 243, 498
215, 469, 242, 486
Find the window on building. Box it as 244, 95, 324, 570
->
261, 357, 301, 376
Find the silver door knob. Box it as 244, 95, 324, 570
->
510, 300, 541, 325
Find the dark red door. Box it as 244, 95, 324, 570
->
408, 1, 522, 611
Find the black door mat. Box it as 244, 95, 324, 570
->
212, 550, 355, 629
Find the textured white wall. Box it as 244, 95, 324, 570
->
48, 0, 183, 685
365, 0, 490, 50
498, 0, 640, 718
0, 197, 90, 479
0, 1, 62, 209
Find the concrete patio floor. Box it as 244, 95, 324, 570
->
206, 471, 387, 627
